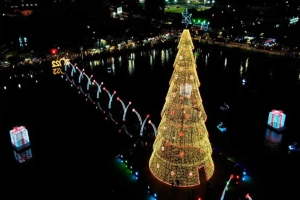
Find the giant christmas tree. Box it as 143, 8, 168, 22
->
149, 29, 214, 187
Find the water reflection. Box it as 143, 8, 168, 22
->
245, 58, 249, 71
205, 55, 208, 66
14, 148, 32, 163
224, 58, 227, 68
89, 60, 100, 67
265, 128, 283, 152
240, 63, 243, 76
150, 55, 153, 67
161, 49, 165, 66
166, 49, 169, 62
128, 58, 135, 75
118, 56, 122, 68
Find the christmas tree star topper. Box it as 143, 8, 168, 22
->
182, 8, 192, 28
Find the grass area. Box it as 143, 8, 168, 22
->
164, 5, 211, 14
164, 6, 186, 14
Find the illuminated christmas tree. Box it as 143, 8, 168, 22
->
149, 29, 214, 187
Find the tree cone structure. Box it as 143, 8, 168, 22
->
149, 29, 214, 187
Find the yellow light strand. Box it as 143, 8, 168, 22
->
149, 29, 214, 187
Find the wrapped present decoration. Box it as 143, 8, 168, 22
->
14, 148, 32, 163
9, 126, 30, 150
267, 110, 286, 129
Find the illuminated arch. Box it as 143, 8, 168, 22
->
93, 80, 104, 98
82, 70, 93, 90
116, 97, 131, 121
64, 62, 77, 77
103, 87, 116, 109
77, 67, 84, 83
220, 175, 234, 200
148, 120, 158, 137
71, 63, 77, 77
140, 114, 150, 136
132, 108, 142, 125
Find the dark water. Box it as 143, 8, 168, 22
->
1, 45, 300, 197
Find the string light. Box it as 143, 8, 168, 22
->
149, 29, 214, 187
220, 175, 234, 200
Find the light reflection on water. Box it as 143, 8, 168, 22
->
75, 47, 300, 157
264, 128, 283, 153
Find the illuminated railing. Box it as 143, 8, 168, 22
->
64, 62, 158, 142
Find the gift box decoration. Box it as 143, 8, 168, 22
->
14, 148, 32, 163
267, 110, 286, 129
9, 126, 30, 150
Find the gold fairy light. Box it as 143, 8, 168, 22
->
149, 29, 214, 187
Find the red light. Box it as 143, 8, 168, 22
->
230, 174, 234, 179
198, 198, 201, 200
51, 49, 57, 54
246, 194, 249, 198
236, 175, 239, 179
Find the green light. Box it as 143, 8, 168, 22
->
198, 19, 200, 23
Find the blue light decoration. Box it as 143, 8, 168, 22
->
267, 110, 286, 129
242, 79, 246, 85
140, 114, 150, 136
182, 8, 192, 28
148, 120, 158, 137
93, 80, 103, 98
132, 108, 143, 125
77, 67, 84, 83
86, 93, 95, 104
217, 122, 227, 132
117, 97, 132, 121
289, 17, 299, 25
103, 87, 116, 109
220, 175, 234, 200
220, 103, 229, 111
288, 142, 297, 151
14, 148, 32, 163
10, 126, 30, 150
